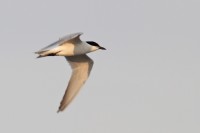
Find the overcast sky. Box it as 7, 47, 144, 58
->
0, 0, 199, 133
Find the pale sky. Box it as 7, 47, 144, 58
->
0, 0, 200, 133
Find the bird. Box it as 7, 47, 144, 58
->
35, 32, 106, 112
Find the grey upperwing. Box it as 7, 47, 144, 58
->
35, 32, 83, 53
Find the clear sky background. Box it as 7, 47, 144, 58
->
0, 0, 199, 133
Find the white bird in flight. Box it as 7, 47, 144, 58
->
35, 32, 106, 112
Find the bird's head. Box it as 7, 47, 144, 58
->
86, 41, 106, 51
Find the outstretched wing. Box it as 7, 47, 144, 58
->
57, 54, 94, 112
35, 32, 83, 53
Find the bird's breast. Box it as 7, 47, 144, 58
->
55, 43, 91, 56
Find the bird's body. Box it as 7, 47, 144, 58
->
35, 32, 105, 112
36, 33, 100, 57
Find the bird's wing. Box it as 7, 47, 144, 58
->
57, 54, 94, 112
35, 32, 83, 53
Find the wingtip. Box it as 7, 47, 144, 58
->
36, 55, 42, 58
57, 109, 62, 113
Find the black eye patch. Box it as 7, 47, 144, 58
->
86, 41, 100, 47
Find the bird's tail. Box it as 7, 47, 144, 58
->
36, 55, 44, 58
35, 50, 49, 58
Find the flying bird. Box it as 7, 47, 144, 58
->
35, 32, 106, 112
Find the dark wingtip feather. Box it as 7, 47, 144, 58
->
57, 110, 60, 113
36, 55, 43, 58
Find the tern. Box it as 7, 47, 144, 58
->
35, 32, 106, 112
